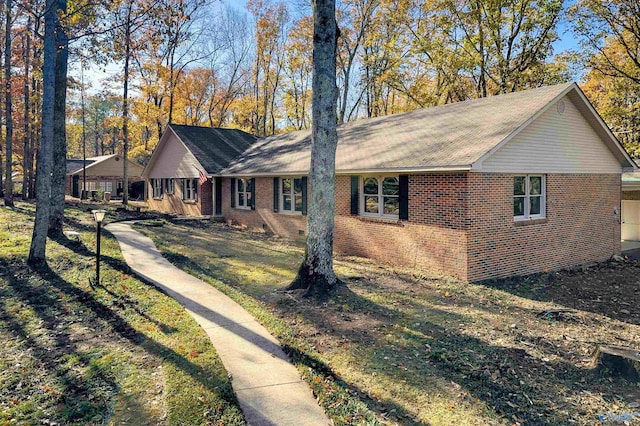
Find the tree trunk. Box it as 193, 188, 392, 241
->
3, 0, 13, 207
121, 0, 132, 206
22, 20, 31, 199
288, 0, 339, 297
28, 0, 56, 264
49, 0, 69, 234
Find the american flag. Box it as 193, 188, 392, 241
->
197, 167, 208, 185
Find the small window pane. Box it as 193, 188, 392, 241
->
530, 176, 542, 195
365, 196, 379, 213
246, 179, 253, 193
384, 197, 399, 215
530, 196, 541, 215
295, 195, 303, 212
283, 195, 292, 211
364, 178, 379, 195
514, 176, 525, 195
294, 178, 303, 195
238, 179, 245, 192
282, 178, 291, 193
514, 197, 525, 216
382, 177, 399, 195
238, 193, 245, 206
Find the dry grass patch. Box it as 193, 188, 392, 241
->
138, 220, 640, 426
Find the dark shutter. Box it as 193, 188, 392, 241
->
250, 178, 256, 210
215, 178, 222, 215
273, 178, 279, 212
350, 176, 359, 215
230, 178, 236, 208
301, 176, 308, 215
399, 175, 409, 220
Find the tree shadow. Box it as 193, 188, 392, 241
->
0, 258, 243, 424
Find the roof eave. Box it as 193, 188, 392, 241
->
217, 165, 472, 177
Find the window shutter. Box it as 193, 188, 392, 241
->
350, 176, 359, 215
301, 176, 308, 215
399, 175, 409, 220
230, 178, 236, 208
250, 178, 256, 210
273, 178, 279, 212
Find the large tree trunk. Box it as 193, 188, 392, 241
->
121, 0, 132, 206
288, 0, 339, 296
22, 21, 32, 200
49, 0, 69, 234
28, 0, 56, 264
3, 0, 13, 207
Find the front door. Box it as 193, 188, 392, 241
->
72, 175, 80, 198
622, 200, 640, 240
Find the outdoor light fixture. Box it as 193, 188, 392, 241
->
92, 210, 107, 285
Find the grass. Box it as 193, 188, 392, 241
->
137, 220, 640, 426
0, 202, 245, 425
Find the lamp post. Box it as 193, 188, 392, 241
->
92, 210, 106, 285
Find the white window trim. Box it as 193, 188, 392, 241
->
359, 175, 400, 219
152, 179, 163, 199
235, 178, 252, 210
164, 178, 174, 195
182, 178, 198, 201
514, 174, 546, 221
279, 176, 304, 215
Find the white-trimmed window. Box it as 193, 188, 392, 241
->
513, 175, 545, 220
236, 178, 252, 209
281, 177, 304, 214
360, 176, 400, 218
163, 178, 174, 194
152, 179, 163, 198
182, 178, 197, 201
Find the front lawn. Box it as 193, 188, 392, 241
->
0, 203, 245, 425
138, 219, 640, 426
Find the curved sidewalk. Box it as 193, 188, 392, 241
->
105, 222, 329, 426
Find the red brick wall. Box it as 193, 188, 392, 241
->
467, 173, 621, 281
147, 179, 207, 217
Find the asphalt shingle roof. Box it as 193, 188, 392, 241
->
222, 83, 575, 175
170, 125, 258, 174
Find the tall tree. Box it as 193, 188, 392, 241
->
21, 16, 32, 199
28, 0, 57, 264
4, 0, 13, 207
289, 0, 339, 295
49, 0, 70, 233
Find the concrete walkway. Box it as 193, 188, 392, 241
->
105, 222, 330, 426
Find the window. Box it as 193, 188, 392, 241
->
513, 175, 545, 220
236, 178, 252, 209
281, 177, 304, 214
182, 178, 197, 201
360, 176, 399, 218
152, 179, 163, 198
99, 181, 112, 193
163, 178, 174, 194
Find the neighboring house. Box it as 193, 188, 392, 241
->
621, 170, 640, 240
142, 124, 258, 216
66, 154, 144, 199
217, 82, 635, 282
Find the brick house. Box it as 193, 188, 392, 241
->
146, 83, 635, 282
142, 124, 258, 216
66, 154, 144, 199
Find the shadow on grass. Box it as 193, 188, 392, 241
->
0, 258, 242, 424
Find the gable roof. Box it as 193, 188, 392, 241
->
221, 83, 635, 176
66, 154, 141, 176
161, 125, 259, 175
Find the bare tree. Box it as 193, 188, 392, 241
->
28, 0, 57, 264
289, 0, 339, 296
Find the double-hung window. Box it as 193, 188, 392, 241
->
182, 178, 197, 201
236, 178, 252, 209
281, 177, 304, 214
164, 178, 174, 194
152, 179, 163, 198
513, 175, 545, 220
361, 176, 400, 219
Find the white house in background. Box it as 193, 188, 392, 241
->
66, 154, 144, 199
